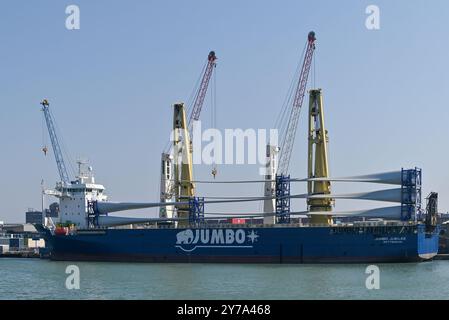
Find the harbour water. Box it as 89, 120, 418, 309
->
1, 258, 449, 299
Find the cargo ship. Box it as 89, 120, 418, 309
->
38, 222, 439, 263
36, 32, 440, 263
36, 97, 440, 264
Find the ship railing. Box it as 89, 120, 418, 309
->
104, 220, 416, 231
151, 222, 401, 229
152, 223, 304, 229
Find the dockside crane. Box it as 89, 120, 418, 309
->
40, 99, 71, 185
159, 51, 217, 219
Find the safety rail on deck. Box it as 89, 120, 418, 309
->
94, 220, 417, 230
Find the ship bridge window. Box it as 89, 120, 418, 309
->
67, 188, 85, 193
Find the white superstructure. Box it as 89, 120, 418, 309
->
46, 162, 107, 228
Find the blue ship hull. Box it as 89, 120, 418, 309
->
41, 224, 439, 263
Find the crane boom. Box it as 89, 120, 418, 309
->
40, 99, 71, 185
278, 31, 316, 174
188, 51, 217, 133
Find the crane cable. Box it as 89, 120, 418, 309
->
41, 111, 48, 155
274, 40, 308, 145
312, 46, 317, 89
49, 107, 76, 179
162, 60, 208, 154
211, 61, 218, 179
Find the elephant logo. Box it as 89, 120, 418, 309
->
176, 229, 194, 244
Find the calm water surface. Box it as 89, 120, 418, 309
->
1, 258, 448, 299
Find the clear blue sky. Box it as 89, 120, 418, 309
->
1, 0, 448, 222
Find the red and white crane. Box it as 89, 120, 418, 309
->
188, 51, 217, 134
277, 31, 316, 174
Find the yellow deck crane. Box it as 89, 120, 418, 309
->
307, 89, 333, 225
172, 103, 195, 226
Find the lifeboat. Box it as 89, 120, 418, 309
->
54, 227, 68, 236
